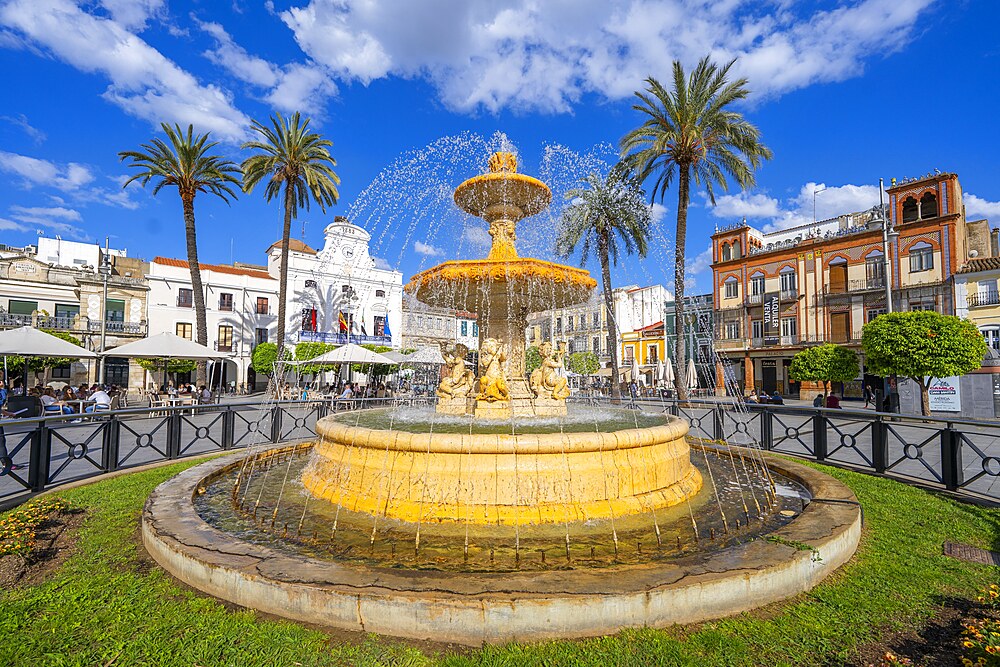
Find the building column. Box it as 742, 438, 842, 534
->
743, 353, 754, 396
715, 359, 726, 396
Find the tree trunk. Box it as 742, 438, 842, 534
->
275, 184, 294, 383
673, 167, 690, 402
919, 379, 931, 416
599, 232, 621, 403
182, 194, 208, 385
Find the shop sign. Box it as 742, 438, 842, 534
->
762, 292, 780, 345
927, 376, 962, 412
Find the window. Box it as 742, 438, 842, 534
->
732, 240, 741, 259
908, 242, 934, 272
217, 325, 233, 352
556, 317, 562, 334
256, 297, 269, 314
301, 308, 318, 332
304, 279, 317, 288
7, 300, 37, 315
866, 308, 886, 323
724, 278, 738, 299
751, 319, 763, 339
721, 242, 732, 261
374, 315, 386, 336
780, 317, 797, 337
750, 273, 765, 296
865, 251, 886, 287
472, 323, 479, 337
568, 340, 575, 353
625, 346, 634, 361
375, 289, 385, 298
901, 196, 919, 223
724, 322, 741, 339
106, 299, 125, 322
919, 192, 938, 219
592, 337, 600, 353
593, 312, 600, 327
177, 288, 193, 308
909, 298, 936, 312
647, 345, 658, 363
779, 268, 796, 294
54, 303, 79, 326
461, 321, 468, 336
175, 322, 192, 340
219, 293, 233, 311
567, 315, 574, 332
51, 364, 71, 379
981, 327, 1000, 351
255, 328, 268, 345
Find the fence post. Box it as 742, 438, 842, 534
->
872, 415, 888, 473
270, 404, 283, 444
221, 408, 235, 451
713, 405, 725, 442
813, 411, 828, 461
166, 410, 182, 459
761, 407, 773, 451
27, 422, 50, 492
102, 415, 121, 472
940, 423, 963, 491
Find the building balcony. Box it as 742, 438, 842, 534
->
297, 331, 392, 346
715, 338, 747, 351
87, 320, 148, 336
968, 291, 1000, 308
745, 293, 763, 306
779, 288, 799, 301
824, 279, 886, 297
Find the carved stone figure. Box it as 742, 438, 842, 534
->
437, 342, 475, 399
530, 341, 571, 400
476, 338, 509, 402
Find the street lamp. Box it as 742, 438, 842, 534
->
812, 186, 827, 226
97, 236, 111, 385
874, 178, 899, 313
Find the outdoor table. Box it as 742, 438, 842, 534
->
66, 399, 95, 413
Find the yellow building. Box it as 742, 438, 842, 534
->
955, 255, 1000, 351
620, 321, 666, 385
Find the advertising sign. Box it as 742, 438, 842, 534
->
927, 376, 962, 412
762, 292, 780, 346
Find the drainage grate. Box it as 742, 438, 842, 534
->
943, 541, 1000, 566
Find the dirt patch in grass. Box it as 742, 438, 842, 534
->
0, 508, 85, 589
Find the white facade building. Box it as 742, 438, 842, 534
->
272, 217, 403, 349
146, 258, 279, 391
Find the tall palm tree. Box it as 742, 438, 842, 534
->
241, 112, 340, 361
557, 165, 651, 402
621, 57, 772, 401
119, 124, 241, 384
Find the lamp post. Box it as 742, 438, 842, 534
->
813, 186, 827, 226
97, 236, 111, 385
877, 178, 898, 313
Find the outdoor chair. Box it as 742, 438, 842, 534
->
149, 395, 167, 417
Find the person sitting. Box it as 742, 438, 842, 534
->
813, 393, 825, 408
40, 388, 62, 414
335, 384, 354, 410
755, 391, 769, 404
770, 391, 784, 405
85, 386, 113, 413
744, 391, 758, 404
825, 393, 842, 409
198, 385, 212, 403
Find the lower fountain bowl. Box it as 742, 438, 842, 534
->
302, 413, 701, 525
142, 448, 861, 645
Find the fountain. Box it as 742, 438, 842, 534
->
141, 147, 862, 646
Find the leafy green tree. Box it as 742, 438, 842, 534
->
135, 358, 197, 388
556, 165, 651, 402
525, 346, 542, 376
621, 57, 772, 401
351, 344, 394, 379
250, 342, 291, 379
6, 330, 84, 381
565, 351, 600, 376
789, 344, 859, 396
241, 112, 340, 360
294, 342, 337, 375
862, 312, 987, 415
119, 124, 241, 384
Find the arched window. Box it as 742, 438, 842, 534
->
721, 242, 732, 261
865, 249, 885, 287
724, 276, 738, 299
981, 326, 1000, 351
919, 192, 938, 219
908, 241, 934, 272
732, 239, 742, 259
901, 197, 919, 223
779, 266, 796, 295
749, 271, 765, 296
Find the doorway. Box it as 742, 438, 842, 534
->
761, 360, 777, 395
104, 357, 129, 387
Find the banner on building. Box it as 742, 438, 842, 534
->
763, 292, 780, 346
927, 376, 962, 412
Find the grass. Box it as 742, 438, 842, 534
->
0, 459, 997, 667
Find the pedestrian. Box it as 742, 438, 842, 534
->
813, 393, 825, 408
863, 383, 874, 408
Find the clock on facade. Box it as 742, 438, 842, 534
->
342, 245, 355, 258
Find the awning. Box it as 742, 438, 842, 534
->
102, 332, 219, 359
292, 342, 396, 366
0, 326, 97, 358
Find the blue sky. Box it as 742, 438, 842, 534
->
0, 0, 998, 296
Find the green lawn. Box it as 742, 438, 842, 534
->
1, 459, 997, 667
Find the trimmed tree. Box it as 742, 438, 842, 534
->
250, 343, 291, 381
862, 311, 987, 416
351, 344, 395, 379
565, 351, 600, 376
294, 342, 337, 376
525, 346, 542, 376
789, 344, 859, 397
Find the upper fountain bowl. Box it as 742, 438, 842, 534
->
453, 152, 552, 223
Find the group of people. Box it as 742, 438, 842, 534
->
155, 381, 212, 403
745, 390, 785, 405
0, 379, 118, 417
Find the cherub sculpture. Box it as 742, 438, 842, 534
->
436, 342, 475, 399
530, 341, 571, 400
476, 337, 509, 402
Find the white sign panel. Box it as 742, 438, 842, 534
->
927, 376, 962, 412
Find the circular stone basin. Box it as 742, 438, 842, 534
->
142, 447, 861, 645
453, 171, 552, 219
303, 411, 701, 525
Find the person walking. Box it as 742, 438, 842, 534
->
863, 383, 875, 408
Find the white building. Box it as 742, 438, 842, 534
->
272, 217, 403, 349
401, 296, 479, 352
146, 258, 279, 391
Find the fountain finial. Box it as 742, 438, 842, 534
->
488, 151, 517, 174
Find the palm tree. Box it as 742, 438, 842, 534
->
241, 112, 340, 361
621, 57, 772, 401
119, 124, 241, 384
557, 165, 651, 402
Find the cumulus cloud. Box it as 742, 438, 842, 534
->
0, 0, 249, 141
965, 193, 1000, 220
708, 192, 780, 219
687, 245, 714, 277
7, 205, 90, 240
0, 113, 46, 143
373, 256, 392, 270
461, 225, 491, 252
0, 151, 93, 191
278, 0, 935, 113
414, 240, 444, 257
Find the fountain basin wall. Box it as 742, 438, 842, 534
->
302, 415, 702, 525
142, 449, 862, 645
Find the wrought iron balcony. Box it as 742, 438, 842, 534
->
87, 320, 148, 336
779, 288, 799, 301
298, 331, 392, 345
745, 293, 763, 306
968, 291, 1000, 308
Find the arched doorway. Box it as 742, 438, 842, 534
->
208, 359, 239, 393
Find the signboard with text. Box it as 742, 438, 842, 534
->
927, 376, 962, 412
762, 292, 780, 346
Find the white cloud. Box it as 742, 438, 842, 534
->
461, 225, 491, 252
708, 192, 780, 219
0, 113, 46, 143
7, 205, 89, 240
0, 0, 249, 141
0, 216, 29, 232
373, 256, 392, 270
0, 151, 93, 191
414, 240, 444, 257
265, 62, 337, 115
279, 0, 934, 113
197, 18, 279, 88
687, 245, 714, 277
965, 193, 1000, 220
752, 181, 882, 233
98, 0, 165, 30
